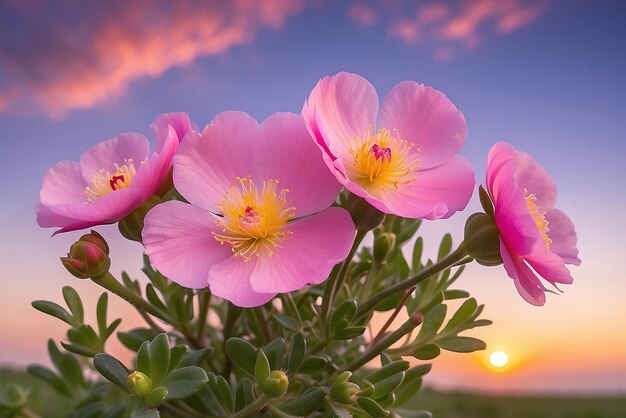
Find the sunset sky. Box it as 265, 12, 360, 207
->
1, 0, 625, 394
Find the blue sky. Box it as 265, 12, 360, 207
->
1, 0, 625, 393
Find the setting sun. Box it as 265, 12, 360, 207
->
490, 351, 509, 368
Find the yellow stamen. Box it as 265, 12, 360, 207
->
525, 190, 552, 249
84, 159, 138, 202
347, 127, 420, 193
213, 177, 295, 260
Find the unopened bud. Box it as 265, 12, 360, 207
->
331, 371, 360, 404
347, 194, 385, 231
262, 370, 289, 397
128, 371, 153, 398
373, 232, 395, 264
464, 213, 502, 266
118, 195, 161, 243
62, 230, 110, 279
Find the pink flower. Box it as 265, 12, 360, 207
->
142, 111, 356, 308
486, 142, 581, 305
302, 72, 474, 219
37, 113, 195, 234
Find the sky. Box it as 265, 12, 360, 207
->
1, 0, 625, 395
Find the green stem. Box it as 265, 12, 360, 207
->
196, 290, 211, 343
346, 313, 424, 371
321, 229, 368, 324
280, 292, 302, 324
252, 308, 271, 344
222, 303, 243, 376
18, 408, 41, 418
356, 244, 468, 317
232, 394, 271, 418
91, 272, 175, 324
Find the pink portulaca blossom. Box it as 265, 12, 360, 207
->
142, 111, 356, 308
302, 72, 475, 219
486, 142, 581, 305
37, 112, 195, 234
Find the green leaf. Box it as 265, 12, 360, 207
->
366, 360, 410, 384
32, 300, 77, 327
404, 364, 432, 381
443, 289, 470, 300
415, 304, 447, 343
27, 365, 72, 397
60, 341, 99, 358
136, 341, 150, 375
226, 338, 257, 376
437, 233, 453, 261
131, 402, 159, 418
180, 346, 213, 367
168, 345, 187, 374
280, 387, 325, 416
96, 292, 108, 337
357, 397, 389, 417
443, 298, 478, 332
255, 349, 271, 384
209, 374, 233, 414
334, 326, 366, 340
235, 378, 254, 412
264, 337, 285, 370
299, 355, 328, 374
330, 298, 357, 331
103, 318, 122, 341
62, 286, 84, 323
411, 344, 441, 360
287, 334, 306, 373
437, 336, 486, 353
47, 340, 85, 388
93, 353, 130, 393
148, 333, 170, 384
118, 328, 160, 352
145, 387, 168, 408
411, 237, 423, 273
272, 314, 300, 332
370, 373, 405, 400
161, 366, 208, 400
394, 378, 422, 407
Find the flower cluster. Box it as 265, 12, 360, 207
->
37, 71, 579, 307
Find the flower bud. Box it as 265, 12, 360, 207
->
262, 370, 289, 397
331, 371, 360, 404
128, 371, 153, 398
347, 194, 385, 231
118, 195, 161, 243
373, 232, 395, 264
464, 213, 502, 266
61, 231, 111, 279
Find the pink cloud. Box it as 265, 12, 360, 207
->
348, 3, 379, 27
0, 0, 304, 118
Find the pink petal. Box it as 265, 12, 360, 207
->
492, 172, 538, 256
173, 111, 257, 213
514, 151, 557, 210
45, 188, 145, 225
500, 242, 547, 306
255, 112, 343, 217
303, 72, 378, 162
249, 207, 355, 293
79, 133, 150, 183
364, 155, 474, 220
142, 201, 232, 289
486, 141, 518, 201
35, 203, 96, 233
39, 161, 88, 206
150, 112, 197, 152
380, 81, 467, 169
207, 256, 275, 308
131, 125, 179, 196
526, 248, 574, 285
545, 208, 581, 265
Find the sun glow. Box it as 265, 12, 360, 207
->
489, 351, 509, 368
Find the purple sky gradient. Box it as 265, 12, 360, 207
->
1, 0, 625, 394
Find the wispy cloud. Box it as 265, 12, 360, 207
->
349, 0, 552, 59
0, 0, 304, 118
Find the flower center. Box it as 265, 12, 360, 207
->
84, 159, 138, 202
348, 127, 420, 192
525, 190, 552, 249
213, 177, 296, 260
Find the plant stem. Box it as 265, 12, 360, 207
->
370, 286, 415, 344
356, 244, 468, 317
91, 272, 175, 324
321, 229, 368, 324
232, 394, 271, 418
196, 289, 211, 343
280, 292, 302, 324
222, 303, 243, 376
346, 313, 424, 371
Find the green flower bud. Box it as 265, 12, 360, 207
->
118, 195, 161, 243
464, 213, 503, 266
61, 231, 110, 279
331, 372, 360, 405
373, 232, 395, 264
128, 371, 153, 398
347, 193, 385, 231
262, 370, 289, 397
